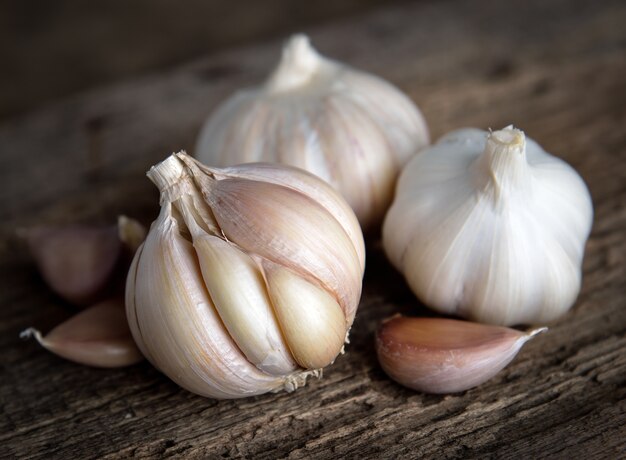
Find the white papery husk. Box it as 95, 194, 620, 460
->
383, 126, 593, 326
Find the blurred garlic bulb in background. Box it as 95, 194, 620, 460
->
126, 152, 365, 398
383, 126, 593, 326
195, 34, 430, 229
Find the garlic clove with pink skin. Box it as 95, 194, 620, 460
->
21, 298, 143, 368
19, 225, 122, 306
19, 216, 146, 307
376, 316, 546, 394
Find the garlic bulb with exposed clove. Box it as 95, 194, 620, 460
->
126, 152, 365, 398
383, 126, 593, 326
195, 34, 429, 229
376, 316, 546, 394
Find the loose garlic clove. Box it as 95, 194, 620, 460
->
21, 298, 143, 368
126, 152, 365, 398
19, 225, 122, 305
195, 34, 429, 229
383, 126, 593, 326
19, 217, 146, 306
376, 316, 546, 394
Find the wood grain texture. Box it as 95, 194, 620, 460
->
1, 0, 625, 458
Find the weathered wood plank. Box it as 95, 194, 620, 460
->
1, 0, 625, 458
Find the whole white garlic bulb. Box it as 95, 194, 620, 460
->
195, 34, 430, 229
126, 152, 365, 398
383, 126, 593, 326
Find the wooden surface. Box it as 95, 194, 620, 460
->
1, 0, 625, 458
0, 0, 407, 120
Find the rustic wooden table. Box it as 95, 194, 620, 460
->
1, 0, 625, 458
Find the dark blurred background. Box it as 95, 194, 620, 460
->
0, 0, 410, 120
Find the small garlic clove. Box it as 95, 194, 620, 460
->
117, 215, 147, 254
191, 232, 298, 375
19, 225, 122, 306
376, 316, 546, 394
20, 298, 143, 368
263, 260, 346, 370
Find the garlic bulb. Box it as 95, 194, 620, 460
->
383, 126, 593, 326
195, 34, 430, 229
126, 152, 365, 398
376, 316, 546, 394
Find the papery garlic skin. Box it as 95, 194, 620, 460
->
126, 152, 365, 398
21, 299, 143, 368
195, 34, 429, 229
383, 126, 593, 326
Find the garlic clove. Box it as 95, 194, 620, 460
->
265, 34, 324, 93
128, 205, 286, 398
263, 260, 346, 370
202, 169, 362, 326
19, 225, 122, 306
125, 241, 157, 366
376, 316, 546, 394
195, 161, 365, 273
19, 217, 146, 307
20, 298, 143, 368
191, 232, 298, 375
313, 96, 397, 228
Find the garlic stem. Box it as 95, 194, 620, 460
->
474, 126, 532, 206
266, 34, 323, 93
146, 154, 196, 203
